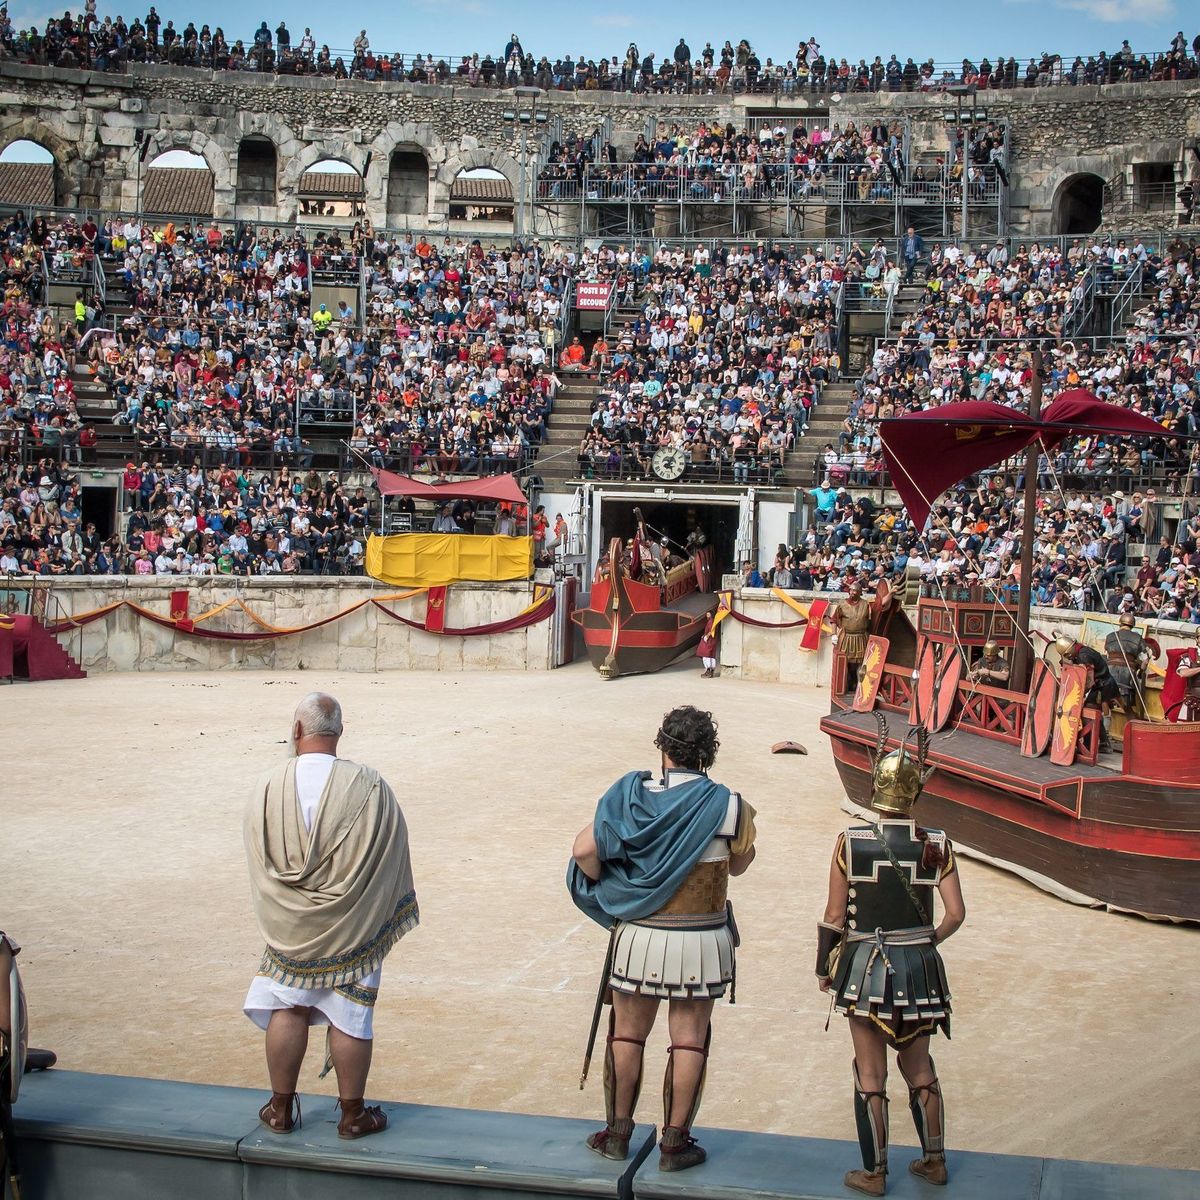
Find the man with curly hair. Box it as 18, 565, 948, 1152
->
568, 706, 756, 1171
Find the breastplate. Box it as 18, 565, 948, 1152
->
844, 822, 944, 933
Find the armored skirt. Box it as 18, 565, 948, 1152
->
609, 919, 735, 1000
831, 929, 951, 1048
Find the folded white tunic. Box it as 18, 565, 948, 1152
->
243, 753, 380, 1040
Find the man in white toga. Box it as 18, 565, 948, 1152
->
243, 693, 418, 1139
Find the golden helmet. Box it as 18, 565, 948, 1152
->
1118, 613, 1136, 629
982, 640, 1000, 658
1053, 634, 1076, 659
870, 716, 933, 816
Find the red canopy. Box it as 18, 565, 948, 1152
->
372, 469, 528, 506
878, 391, 1173, 530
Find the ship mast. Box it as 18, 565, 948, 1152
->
1010, 349, 1042, 689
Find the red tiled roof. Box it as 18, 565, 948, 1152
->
299, 171, 365, 198
141, 167, 215, 216
0, 162, 55, 207
451, 176, 513, 202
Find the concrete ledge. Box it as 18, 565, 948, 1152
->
14, 1070, 653, 1200
634, 1125, 1198, 1200
13, 1071, 1197, 1200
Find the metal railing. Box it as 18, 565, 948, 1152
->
16, 37, 1197, 96
92, 249, 107, 309
542, 162, 1006, 208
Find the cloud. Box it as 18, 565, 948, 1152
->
592, 14, 636, 28
1055, 0, 1172, 21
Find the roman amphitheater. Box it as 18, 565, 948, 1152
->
1, 34, 1199, 1200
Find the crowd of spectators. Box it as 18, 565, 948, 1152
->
1, 456, 374, 575
2, 11, 1198, 96
3, 195, 1197, 597
573, 241, 841, 482
537, 116, 1008, 213
783, 233, 1200, 616
0, 205, 578, 574
761, 477, 1200, 624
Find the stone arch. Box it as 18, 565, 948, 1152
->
366, 121, 448, 230
136, 127, 234, 218
1052, 172, 1105, 235
230, 113, 301, 218
278, 141, 370, 223
0, 117, 80, 207
433, 144, 522, 227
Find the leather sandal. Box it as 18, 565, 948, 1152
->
25, 1048, 57, 1072
337, 1098, 388, 1140
258, 1092, 301, 1134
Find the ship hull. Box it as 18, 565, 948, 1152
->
572, 545, 716, 679
822, 708, 1200, 923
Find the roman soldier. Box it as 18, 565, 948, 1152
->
568, 707, 756, 1172
816, 719, 966, 1197
1176, 641, 1200, 721
833, 582, 872, 691
1055, 635, 1120, 751
1103, 614, 1149, 713
968, 640, 1009, 686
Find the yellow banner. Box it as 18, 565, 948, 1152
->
366, 534, 534, 588
771, 588, 835, 633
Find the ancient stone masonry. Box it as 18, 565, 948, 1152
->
2, 60, 1198, 233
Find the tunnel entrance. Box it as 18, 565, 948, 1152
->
597, 497, 740, 585
1053, 173, 1104, 235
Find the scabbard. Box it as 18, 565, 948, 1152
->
579, 923, 619, 1090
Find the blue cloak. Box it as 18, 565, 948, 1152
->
567, 770, 732, 928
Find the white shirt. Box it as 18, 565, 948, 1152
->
294, 752, 336, 831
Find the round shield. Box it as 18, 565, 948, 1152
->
6, 955, 27, 1104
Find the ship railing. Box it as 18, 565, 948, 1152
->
872, 662, 1102, 764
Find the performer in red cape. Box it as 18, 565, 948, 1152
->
696, 617, 718, 678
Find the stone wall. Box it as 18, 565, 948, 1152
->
2, 61, 1197, 233
15, 577, 554, 672
719, 588, 1199, 684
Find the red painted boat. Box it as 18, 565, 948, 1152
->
820, 596, 1200, 922
572, 536, 717, 679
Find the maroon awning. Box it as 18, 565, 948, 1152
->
372, 469, 528, 506
879, 391, 1174, 531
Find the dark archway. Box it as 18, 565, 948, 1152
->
236, 136, 277, 208
1053, 173, 1104, 235
387, 149, 428, 223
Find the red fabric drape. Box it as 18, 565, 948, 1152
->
1162, 647, 1190, 722
879, 391, 1173, 530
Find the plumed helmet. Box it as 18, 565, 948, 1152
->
869, 715, 933, 816
1118, 613, 1136, 629
1054, 634, 1076, 659
982, 639, 999, 658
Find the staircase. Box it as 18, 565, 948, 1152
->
536, 378, 599, 485
800, 381, 856, 485
7, 614, 87, 681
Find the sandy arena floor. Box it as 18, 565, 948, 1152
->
4, 663, 1196, 1169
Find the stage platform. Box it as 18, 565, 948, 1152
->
11, 1071, 1198, 1200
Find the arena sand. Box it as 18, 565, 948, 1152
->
4, 662, 1196, 1169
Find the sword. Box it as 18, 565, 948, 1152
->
579, 924, 618, 1090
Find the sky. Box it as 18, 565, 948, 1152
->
4, 0, 1190, 67
1, 0, 1192, 165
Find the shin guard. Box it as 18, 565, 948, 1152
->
603, 1011, 645, 1127
662, 1023, 711, 1133
900, 1059, 944, 1156
852, 1060, 889, 1174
